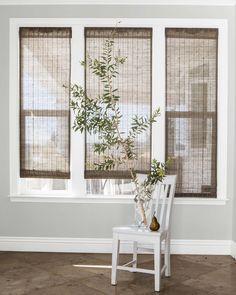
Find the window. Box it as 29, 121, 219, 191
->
19, 27, 71, 179
9, 19, 228, 202
85, 27, 152, 180
165, 28, 218, 197
19, 27, 71, 193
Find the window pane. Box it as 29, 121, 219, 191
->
21, 115, 70, 178
20, 178, 68, 192
166, 28, 218, 197
86, 179, 134, 195
20, 28, 71, 179
85, 28, 152, 179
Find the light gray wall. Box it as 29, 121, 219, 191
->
233, 6, 236, 244
0, 5, 235, 240
233, 196, 236, 243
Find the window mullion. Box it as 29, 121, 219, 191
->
152, 26, 165, 163
70, 25, 86, 196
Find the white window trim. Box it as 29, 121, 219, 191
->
8, 194, 228, 205
9, 18, 229, 205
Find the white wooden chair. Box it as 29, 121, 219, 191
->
111, 175, 177, 292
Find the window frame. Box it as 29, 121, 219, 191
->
9, 18, 228, 205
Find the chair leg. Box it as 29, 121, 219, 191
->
111, 233, 120, 286
164, 235, 171, 277
133, 241, 138, 268
154, 239, 161, 292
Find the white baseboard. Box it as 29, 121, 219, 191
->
231, 241, 236, 259
0, 237, 113, 253
0, 236, 233, 256
170, 239, 232, 255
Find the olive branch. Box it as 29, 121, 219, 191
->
69, 35, 170, 225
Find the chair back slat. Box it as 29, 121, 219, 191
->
165, 175, 176, 231
154, 175, 176, 231
153, 182, 161, 217
159, 183, 169, 229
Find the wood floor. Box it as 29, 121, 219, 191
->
0, 251, 236, 294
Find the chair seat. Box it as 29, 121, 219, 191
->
113, 225, 161, 234
113, 225, 167, 244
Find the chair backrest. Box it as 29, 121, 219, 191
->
152, 175, 177, 231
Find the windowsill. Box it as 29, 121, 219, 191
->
9, 194, 229, 205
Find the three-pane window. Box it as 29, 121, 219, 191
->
17, 23, 221, 198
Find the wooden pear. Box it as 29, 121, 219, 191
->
149, 213, 160, 231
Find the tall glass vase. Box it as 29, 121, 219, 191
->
133, 174, 156, 228
135, 200, 153, 228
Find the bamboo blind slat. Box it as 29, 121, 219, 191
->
165, 28, 218, 197
19, 27, 71, 179
84, 28, 152, 179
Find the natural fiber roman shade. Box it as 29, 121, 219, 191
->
165, 28, 218, 197
85, 28, 152, 179
20, 27, 71, 179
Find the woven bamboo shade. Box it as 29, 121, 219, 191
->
165, 28, 218, 197
20, 27, 71, 179
85, 28, 152, 179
